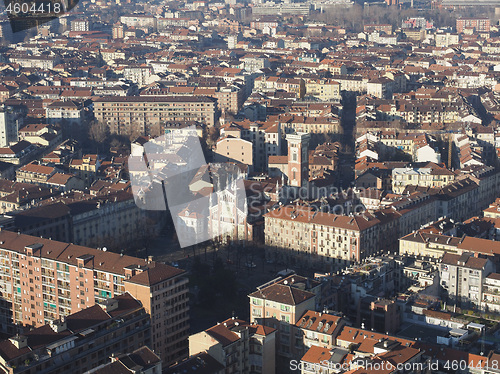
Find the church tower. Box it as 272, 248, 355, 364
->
286, 133, 311, 187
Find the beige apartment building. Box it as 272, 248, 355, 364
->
9, 55, 59, 70
304, 79, 341, 101
69, 154, 100, 187
249, 279, 316, 359
331, 75, 368, 93
93, 96, 217, 138
16, 162, 57, 185
264, 205, 381, 264
0, 230, 189, 366
213, 137, 253, 169
280, 115, 342, 135
219, 119, 283, 171
189, 318, 276, 374
392, 165, 455, 194
318, 60, 347, 75
399, 230, 500, 261
141, 84, 246, 115
483, 198, 500, 218
254, 77, 305, 98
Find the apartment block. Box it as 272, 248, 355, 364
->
213, 137, 253, 169
0, 106, 20, 147
71, 19, 91, 32
280, 115, 342, 135
440, 252, 495, 306
87, 346, 161, 374
141, 83, 247, 115
392, 164, 455, 194
93, 96, 217, 138
357, 298, 400, 334
264, 205, 381, 264
481, 273, 500, 313
69, 154, 100, 187
189, 318, 276, 374
219, 120, 282, 172
456, 18, 490, 33
483, 198, 500, 219
120, 15, 157, 31
0, 293, 151, 374
123, 65, 154, 88
11, 189, 145, 249
9, 56, 59, 70
304, 79, 341, 101
254, 77, 305, 98
249, 276, 319, 358
366, 77, 394, 99
0, 230, 189, 366
45, 101, 85, 128
294, 310, 346, 357
16, 162, 57, 185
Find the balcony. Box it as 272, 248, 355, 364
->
483, 285, 500, 295
42, 280, 55, 288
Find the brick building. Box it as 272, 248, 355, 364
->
0, 230, 189, 366
456, 18, 490, 33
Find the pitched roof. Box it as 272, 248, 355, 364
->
124, 262, 185, 286
248, 283, 315, 306
296, 310, 342, 334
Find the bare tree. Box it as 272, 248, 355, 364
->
88, 120, 110, 143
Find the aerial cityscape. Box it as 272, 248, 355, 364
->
0, 0, 499, 373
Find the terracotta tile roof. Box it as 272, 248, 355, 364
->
19, 162, 55, 175
336, 326, 414, 347
377, 345, 421, 367
301, 345, 332, 364
268, 155, 287, 164
264, 205, 380, 231
248, 283, 315, 306
0, 293, 142, 361
442, 252, 489, 269
0, 231, 181, 281
458, 236, 500, 256
206, 323, 241, 347
250, 324, 276, 336
296, 310, 342, 334
125, 262, 185, 286
46, 173, 75, 185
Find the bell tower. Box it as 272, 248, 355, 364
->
286, 133, 310, 187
